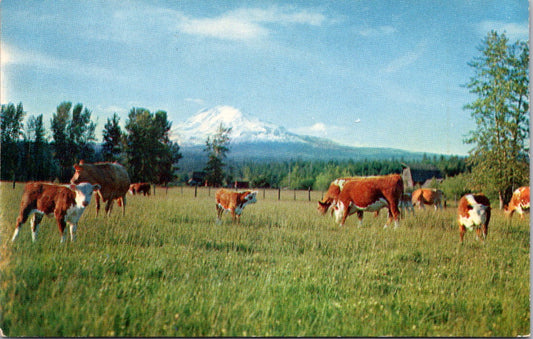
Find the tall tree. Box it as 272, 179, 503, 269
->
0, 102, 25, 180
464, 31, 529, 207
51, 101, 96, 182
125, 108, 181, 183
204, 123, 231, 187
102, 113, 124, 162
23, 114, 53, 180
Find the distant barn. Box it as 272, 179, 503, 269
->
234, 181, 250, 189
402, 164, 443, 188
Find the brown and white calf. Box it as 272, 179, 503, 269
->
71, 161, 130, 216
129, 183, 151, 196
11, 182, 100, 243
329, 174, 403, 228
504, 186, 530, 219
457, 193, 491, 242
412, 188, 445, 210
215, 189, 257, 224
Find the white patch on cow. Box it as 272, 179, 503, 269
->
460, 194, 489, 231
332, 179, 348, 190
333, 201, 346, 224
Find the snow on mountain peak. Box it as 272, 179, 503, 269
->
172, 106, 303, 145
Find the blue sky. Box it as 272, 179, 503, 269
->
1, 0, 528, 155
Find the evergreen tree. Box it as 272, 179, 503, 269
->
24, 114, 53, 180
102, 113, 124, 162
1, 102, 25, 180
204, 124, 231, 186
464, 31, 529, 207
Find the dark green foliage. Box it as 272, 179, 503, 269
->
102, 113, 125, 163
1, 102, 25, 180
204, 124, 231, 186
125, 108, 181, 183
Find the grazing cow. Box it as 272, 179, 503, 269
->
329, 174, 403, 228
11, 182, 100, 243
412, 188, 445, 210
457, 193, 491, 242
71, 161, 131, 216
215, 189, 257, 224
129, 183, 151, 196
504, 186, 530, 219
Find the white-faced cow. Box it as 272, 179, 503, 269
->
329, 174, 403, 228
215, 189, 257, 224
412, 188, 445, 210
504, 186, 530, 219
129, 182, 151, 196
11, 182, 100, 243
457, 193, 491, 242
71, 161, 130, 216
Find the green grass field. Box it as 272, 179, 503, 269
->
0, 182, 529, 337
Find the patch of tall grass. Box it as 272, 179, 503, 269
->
0, 183, 529, 336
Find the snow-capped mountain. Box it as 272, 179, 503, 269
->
172, 106, 305, 145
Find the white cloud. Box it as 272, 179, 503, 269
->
177, 6, 328, 41
478, 20, 528, 41
185, 98, 206, 106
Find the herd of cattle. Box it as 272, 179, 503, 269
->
9, 161, 530, 244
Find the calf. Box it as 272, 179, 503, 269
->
215, 189, 257, 224
331, 174, 403, 228
129, 183, 151, 196
399, 192, 415, 216
11, 182, 100, 243
412, 188, 445, 210
457, 193, 491, 242
504, 186, 529, 219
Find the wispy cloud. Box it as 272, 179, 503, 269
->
185, 98, 206, 106
177, 6, 329, 41
383, 40, 427, 73
477, 20, 528, 41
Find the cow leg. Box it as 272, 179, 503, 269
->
357, 210, 363, 227
118, 196, 126, 216
459, 224, 466, 242
216, 205, 224, 224
105, 199, 114, 216
12, 205, 34, 242
95, 193, 101, 216
69, 222, 77, 242
31, 213, 44, 242
386, 203, 400, 229
55, 212, 67, 243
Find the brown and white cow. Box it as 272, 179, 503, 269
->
215, 189, 257, 224
329, 174, 403, 228
129, 183, 151, 196
504, 186, 530, 219
11, 182, 100, 243
457, 193, 491, 242
71, 161, 130, 216
412, 188, 445, 210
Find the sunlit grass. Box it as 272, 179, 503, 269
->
0, 182, 529, 336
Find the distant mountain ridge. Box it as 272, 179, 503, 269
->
172, 106, 437, 171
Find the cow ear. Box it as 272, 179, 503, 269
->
74, 164, 81, 171
94, 184, 101, 191
79, 159, 85, 164
69, 184, 76, 190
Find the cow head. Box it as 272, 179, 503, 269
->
243, 191, 258, 205
317, 200, 331, 215
71, 163, 85, 184
70, 183, 101, 208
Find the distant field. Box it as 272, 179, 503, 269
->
0, 182, 529, 337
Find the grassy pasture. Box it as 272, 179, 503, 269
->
0, 182, 529, 337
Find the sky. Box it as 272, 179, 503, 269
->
0, 0, 529, 156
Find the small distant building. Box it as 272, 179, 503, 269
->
402, 164, 443, 188
234, 181, 250, 189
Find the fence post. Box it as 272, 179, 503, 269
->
294, 190, 296, 200
263, 188, 266, 199
278, 188, 281, 201
195, 185, 198, 198
308, 187, 311, 201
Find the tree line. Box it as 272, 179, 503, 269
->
1, 102, 182, 185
